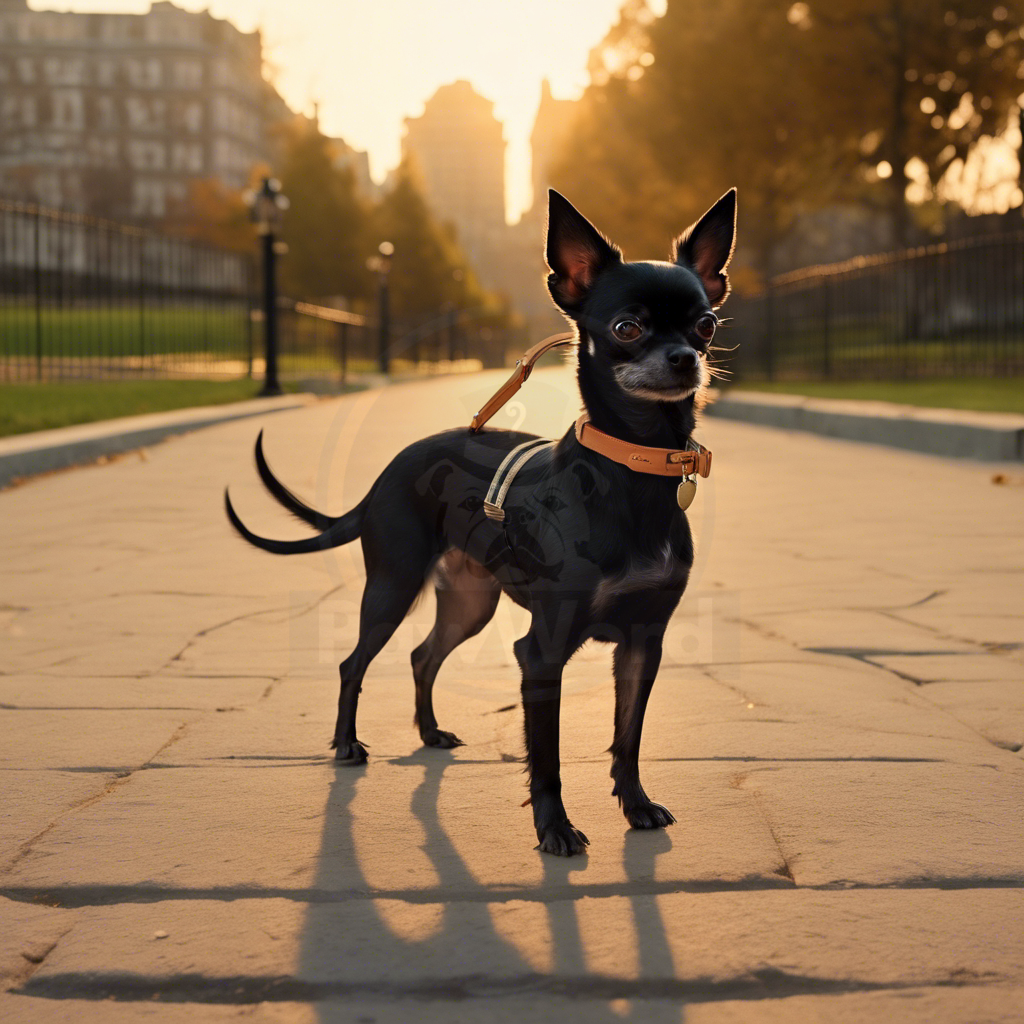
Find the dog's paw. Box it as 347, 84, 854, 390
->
422, 728, 465, 749
624, 800, 676, 830
333, 740, 368, 765
535, 821, 590, 857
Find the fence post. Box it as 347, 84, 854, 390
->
34, 206, 43, 381
338, 321, 348, 385
138, 233, 146, 373
259, 227, 281, 396
245, 256, 254, 379
822, 276, 831, 379
764, 282, 775, 382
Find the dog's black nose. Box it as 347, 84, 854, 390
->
666, 345, 699, 370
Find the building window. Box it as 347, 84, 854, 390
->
132, 178, 166, 217
129, 140, 166, 171
87, 136, 120, 165
52, 91, 84, 131
126, 58, 161, 88
95, 96, 117, 130
173, 59, 202, 89
181, 100, 202, 133
171, 142, 203, 173
0, 96, 17, 129
44, 57, 85, 86
125, 97, 165, 131
95, 59, 116, 87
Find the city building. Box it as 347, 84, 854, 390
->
328, 135, 378, 202
0, 0, 289, 220
401, 80, 506, 286
504, 80, 581, 339
529, 78, 578, 216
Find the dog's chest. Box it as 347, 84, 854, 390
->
592, 539, 689, 614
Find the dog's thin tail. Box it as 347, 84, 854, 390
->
226, 430, 369, 554
224, 487, 368, 555
254, 429, 335, 529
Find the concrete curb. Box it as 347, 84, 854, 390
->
0, 394, 315, 488
707, 391, 1024, 462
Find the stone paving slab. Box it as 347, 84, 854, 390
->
1, 367, 1022, 1021
14, 889, 1023, 989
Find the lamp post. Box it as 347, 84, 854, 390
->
245, 177, 289, 396
369, 241, 394, 374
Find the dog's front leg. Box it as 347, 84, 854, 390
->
610, 636, 675, 829
514, 621, 589, 857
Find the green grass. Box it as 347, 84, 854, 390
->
729, 377, 1024, 415
0, 378, 273, 438
1, 304, 249, 358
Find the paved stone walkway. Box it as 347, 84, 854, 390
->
1, 367, 1021, 1022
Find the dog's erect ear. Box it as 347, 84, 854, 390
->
546, 190, 621, 310
673, 189, 737, 307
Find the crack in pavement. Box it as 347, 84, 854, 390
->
0, 721, 192, 877
894, 589, 947, 610
696, 664, 767, 707
0, 754, 967, 777
11, 967, 1009, 1005
28, 672, 282, 681
154, 584, 346, 675
0, 705, 209, 712
727, 612, 1022, 758
730, 771, 797, 884
804, 646, 1024, 756
3, 923, 75, 995
877, 609, 1023, 662
158, 608, 292, 673
3, 874, 1022, 909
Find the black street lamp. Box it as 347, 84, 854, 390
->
245, 177, 289, 396
368, 241, 394, 374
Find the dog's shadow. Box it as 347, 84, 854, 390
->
298, 750, 680, 1021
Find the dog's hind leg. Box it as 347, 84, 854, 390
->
410, 552, 501, 749
333, 563, 431, 765
609, 636, 675, 829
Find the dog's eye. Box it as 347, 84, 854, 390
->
694, 315, 717, 342
612, 319, 643, 342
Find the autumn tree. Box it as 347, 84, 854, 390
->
797, 0, 1024, 244
551, 0, 1024, 281
166, 178, 253, 252
277, 122, 373, 305
552, 0, 843, 279
372, 158, 493, 322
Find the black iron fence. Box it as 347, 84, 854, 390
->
0, 199, 255, 382
275, 301, 514, 384
1, 199, 520, 385
727, 232, 1024, 381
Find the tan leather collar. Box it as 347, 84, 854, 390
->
468, 331, 713, 480
575, 415, 712, 478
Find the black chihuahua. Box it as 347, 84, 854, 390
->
226, 188, 736, 856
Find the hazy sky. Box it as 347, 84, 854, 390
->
36, 0, 657, 222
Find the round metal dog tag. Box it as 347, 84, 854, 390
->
676, 476, 697, 511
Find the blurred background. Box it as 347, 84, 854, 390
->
2, 0, 1024, 433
